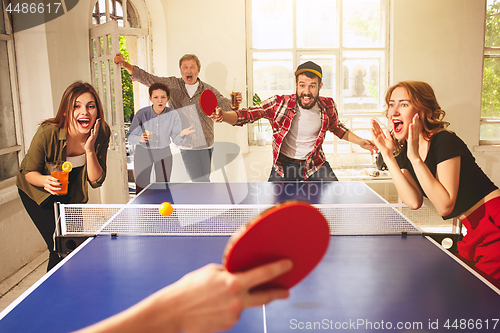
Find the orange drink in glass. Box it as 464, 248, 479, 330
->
48, 161, 72, 195
51, 170, 69, 195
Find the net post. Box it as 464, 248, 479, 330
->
54, 202, 61, 237
452, 217, 462, 235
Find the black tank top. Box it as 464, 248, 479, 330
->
395, 131, 498, 219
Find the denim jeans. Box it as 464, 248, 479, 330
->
180, 148, 213, 182
268, 154, 339, 182
134, 145, 172, 194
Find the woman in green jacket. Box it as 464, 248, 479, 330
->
17, 81, 110, 271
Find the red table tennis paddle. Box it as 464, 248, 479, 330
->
200, 89, 218, 116
222, 201, 330, 290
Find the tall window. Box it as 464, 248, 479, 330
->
90, 0, 147, 123
247, 0, 389, 167
92, 0, 140, 28
482, 0, 500, 144
0, 1, 22, 186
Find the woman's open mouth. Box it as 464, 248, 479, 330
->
393, 119, 404, 133
77, 118, 91, 129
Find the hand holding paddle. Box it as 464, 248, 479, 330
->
77, 260, 292, 333
211, 108, 224, 123
200, 89, 228, 123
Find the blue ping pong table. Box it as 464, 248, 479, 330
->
0, 181, 499, 333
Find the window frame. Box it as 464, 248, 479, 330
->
245, 0, 390, 168
0, 0, 24, 189
481, 50, 500, 145
90, 0, 150, 110
481, 0, 500, 145
92, 0, 141, 28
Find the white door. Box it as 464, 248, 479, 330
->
90, 21, 129, 204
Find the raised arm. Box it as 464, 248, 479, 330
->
371, 119, 424, 209
114, 53, 173, 88
84, 119, 106, 184
114, 53, 134, 75
211, 95, 278, 127
403, 115, 460, 216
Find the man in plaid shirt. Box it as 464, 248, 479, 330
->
212, 61, 376, 181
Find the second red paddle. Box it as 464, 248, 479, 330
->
222, 201, 330, 290
200, 89, 218, 116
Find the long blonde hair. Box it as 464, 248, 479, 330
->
385, 81, 450, 154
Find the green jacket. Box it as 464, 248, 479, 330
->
16, 123, 111, 205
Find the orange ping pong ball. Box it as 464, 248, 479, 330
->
159, 202, 173, 216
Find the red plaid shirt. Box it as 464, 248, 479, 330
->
235, 94, 348, 179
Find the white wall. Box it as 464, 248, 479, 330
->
391, 0, 499, 187
15, 26, 54, 148
392, 0, 485, 145
163, 0, 247, 105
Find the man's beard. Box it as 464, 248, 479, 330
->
296, 92, 319, 109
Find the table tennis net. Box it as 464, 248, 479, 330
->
58, 203, 422, 236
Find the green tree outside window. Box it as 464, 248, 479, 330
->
119, 36, 134, 123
